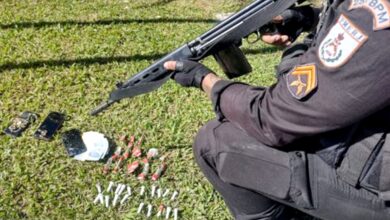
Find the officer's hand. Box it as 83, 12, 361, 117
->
261, 34, 292, 47
164, 60, 214, 89
261, 15, 292, 47
261, 6, 315, 47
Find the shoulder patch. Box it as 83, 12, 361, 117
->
286, 64, 317, 100
350, 0, 390, 31
318, 14, 368, 69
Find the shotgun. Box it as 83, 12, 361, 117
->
90, 0, 297, 116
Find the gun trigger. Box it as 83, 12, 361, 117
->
246, 30, 261, 44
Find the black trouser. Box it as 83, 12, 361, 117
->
193, 119, 390, 220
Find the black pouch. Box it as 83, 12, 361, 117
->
217, 148, 313, 209
358, 133, 390, 201
217, 150, 291, 200
316, 125, 359, 168
211, 120, 313, 208
337, 129, 385, 188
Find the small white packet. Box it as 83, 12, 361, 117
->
74, 131, 109, 161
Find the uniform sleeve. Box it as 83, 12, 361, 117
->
211, 2, 390, 147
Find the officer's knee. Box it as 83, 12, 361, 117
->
193, 122, 210, 159
193, 119, 219, 161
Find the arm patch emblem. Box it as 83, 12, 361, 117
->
318, 14, 368, 69
350, 0, 390, 31
286, 64, 317, 100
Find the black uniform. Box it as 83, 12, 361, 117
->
194, 0, 390, 219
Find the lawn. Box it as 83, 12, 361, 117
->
0, 0, 283, 219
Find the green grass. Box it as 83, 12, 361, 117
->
0, 0, 283, 219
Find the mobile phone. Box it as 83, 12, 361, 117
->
61, 129, 87, 157
4, 112, 38, 138
34, 112, 65, 141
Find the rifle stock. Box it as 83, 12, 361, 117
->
91, 0, 297, 116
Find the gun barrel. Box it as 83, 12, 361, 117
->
90, 100, 116, 116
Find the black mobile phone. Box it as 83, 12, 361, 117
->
34, 112, 65, 141
61, 129, 87, 157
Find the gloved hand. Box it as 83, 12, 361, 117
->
164, 60, 213, 89
261, 5, 320, 46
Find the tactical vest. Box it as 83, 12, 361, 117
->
316, 0, 390, 201
278, 0, 390, 201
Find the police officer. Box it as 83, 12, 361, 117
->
164, 0, 390, 219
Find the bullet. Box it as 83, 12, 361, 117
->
103, 157, 113, 174
132, 136, 143, 158
93, 194, 103, 204
104, 147, 122, 174
113, 147, 122, 160
112, 194, 119, 207
113, 184, 126, 206
147, 204, 153, 218
152, 162, 167, 181
118, 184, 126, 196
127, 186, 132, 195
132, 148, 142, 158
105, 195, 110, 208
157, 188, 162, 198
96, 183, 102, 193
128, 135, 135, 148
157, 204, 165, 217
137, 158, 150, 181
140, 186, 145, 196
120, 194, 130, 205
163, 189, 170, 198
173, 208, 179, 220
165, 207, 172, 220
171, 191, 179, 201
115, 184, 122, 194
113, 157, 125, 173
151, 185, 157, 197
107, 181, 115, 193
137, 202, 145, 214
127, 160, 140, 174
93, 194, 99, 204
123, 135, 135, 160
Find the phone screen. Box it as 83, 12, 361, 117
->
34, 112, 65, 140
62, 129, 87, 156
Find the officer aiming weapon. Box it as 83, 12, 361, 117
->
90, 0, 297, 116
